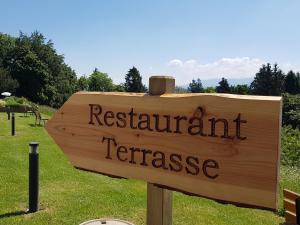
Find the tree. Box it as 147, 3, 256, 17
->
250, 63, 285, 96
53, 65, 77, 107
282, 93, 300, 129
204, 86, 216, 93
0, 68, 19, 93
0, 33, 15, 68
77, 76, 89, 91
285, 71, 300, 94
188, 78, 204, 93
230, 84, 249, 95
114, 83, 125, 92
1, 31, 77, 107
88, 68, 114, 91
216, 77, 230, 93
124, 67, 147, 92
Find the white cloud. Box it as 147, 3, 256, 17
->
167, 57, 265, 83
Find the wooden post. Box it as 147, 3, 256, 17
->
147, 76, 174, 225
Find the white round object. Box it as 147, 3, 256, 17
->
79, 219, 134, 225
1, 92, 11, 97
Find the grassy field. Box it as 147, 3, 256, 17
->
0, 112, 299, 225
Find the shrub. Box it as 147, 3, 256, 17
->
4, 97, 22, 107
282, 93, 300, 129
4, 96, 31, 107
0, 99, 6, 108
281, 126, 300, 167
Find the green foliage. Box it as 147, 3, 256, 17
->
203, 86, 216, 93
88, 68, 114, 91
0, 113, 291, 225
0, 68, 19, 93
188, 79, 204, 93
230, 84, 249, 95
0, 99, 6, 107
216, 77, 230, 93
281, 126, 300, 167
124, 67, 147, 93
282, 93, 300, 129
285, 70, 300, 94
0, 33, 15, 67
4, 96, 30, 107
4, 97, 21, 107
0, 31, 77, 108
77, 76, 89, 91
113, 83, 126, 92
250, 63, 285, 96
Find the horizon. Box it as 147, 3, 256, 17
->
1, 0, 299, 85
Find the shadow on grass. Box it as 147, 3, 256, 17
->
0, 210, 27, 219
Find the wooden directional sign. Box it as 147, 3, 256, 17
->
45, 92, 282, 210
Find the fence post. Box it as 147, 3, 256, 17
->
28, 142, 39, 213
11, 112, 15, 136
147, 76, 174, 225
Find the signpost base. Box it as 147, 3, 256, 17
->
147, 183, 172, 225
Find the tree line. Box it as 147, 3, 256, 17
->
0, 32, 146, 108
76, 67, 146, 93
0, 32, 299, 129
186, 64, 300, 129
187, 63, 300, 96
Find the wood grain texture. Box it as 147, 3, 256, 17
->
148, 76, 175, 95
284, 189, 300, 203
284, 189, 300, 223
285, 210, 296, 224
45, 92, 282, 210
147, 183, 172, 225
284, 198, 295, 213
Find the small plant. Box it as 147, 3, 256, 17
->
0, 99, 6, 108
4, 96, 31, 107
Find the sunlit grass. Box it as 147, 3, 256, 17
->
0, 113, 298, 224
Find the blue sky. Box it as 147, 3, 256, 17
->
1, 0, 299, 85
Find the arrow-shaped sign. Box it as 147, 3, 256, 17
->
46, 91, 282, 210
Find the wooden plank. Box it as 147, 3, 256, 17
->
284, 189, 300, 202
284, 198, 296, 214
285, 210, 297, 224
147, 76, 173, 225
283, 189, 300, 224
46, 90, 282, 210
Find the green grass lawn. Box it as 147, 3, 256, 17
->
0, 112, 299, 225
